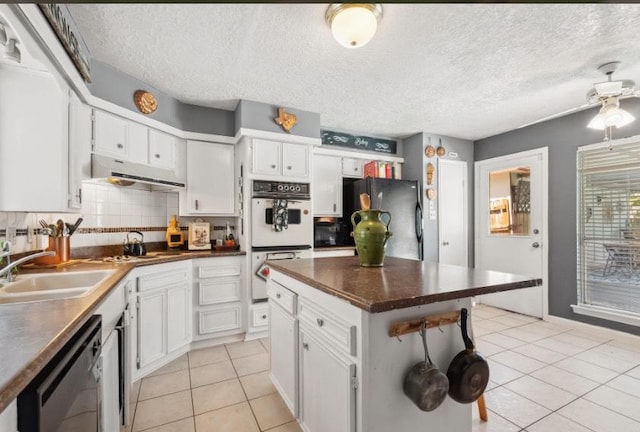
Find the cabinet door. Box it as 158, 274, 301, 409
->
167, 283, 191, 352
0, 67, 68, 212
182, 140, 235, 215
282, 143, 309, 177
312, 155, 342, 216
342, 158, 363, 178
270, 303, 298, 416
68, 91, 92, 209
253, 139, 281, 175
137, 291, 165, 370
148, 129, 176, 170
101, 330, 120, 432
299, 329, 356, 432
93, 110, 128, 158
127, 121, 149, 165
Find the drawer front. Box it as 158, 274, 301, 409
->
198, 306, 241, 335
267, 279, 297, 315
198, 278, 241, 305
298, 298, 356, 356
252, 306, 269, 328
138, 269, 189, 292
198, 258, 242, 279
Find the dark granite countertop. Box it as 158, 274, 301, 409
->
267, 256, 542, 313
0, 250, 245, 413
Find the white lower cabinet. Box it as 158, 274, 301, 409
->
268, 276, 357, 432
299, 327, 356, 432
167, 283, 191, 352
193, 257, 244, 340
133, 262, 191, 378
101, 329, 120, 432
137, 289, 165, 369
269, 300, 298, 416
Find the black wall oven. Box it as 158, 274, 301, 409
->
18, 315, 102, 432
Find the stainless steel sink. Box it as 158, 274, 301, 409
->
0, 269, 115, 304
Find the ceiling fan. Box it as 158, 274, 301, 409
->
520, 61, 640, 129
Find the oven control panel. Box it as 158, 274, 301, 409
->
253, 180, 310, 199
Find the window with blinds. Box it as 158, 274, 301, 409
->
577, 140, 640, 316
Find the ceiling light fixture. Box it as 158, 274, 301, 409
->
586, 62, 636, 131
587, 96, 635, 130
326, 3, 383, 48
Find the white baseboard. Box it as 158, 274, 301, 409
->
548, 308, 640, 342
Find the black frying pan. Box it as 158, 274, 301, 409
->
446, 308, 489, 403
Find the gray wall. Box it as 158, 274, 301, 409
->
475, 98, 640, 335
404, 133, 474, 264
87, 60, 235, 136
235, 99, 321, 139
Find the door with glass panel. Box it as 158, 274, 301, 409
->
475, 148, 548, 318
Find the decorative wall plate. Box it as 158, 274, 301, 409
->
426, 189, 437, 200
134, 90, 158, 114
436, 138, 446, 157
426, 163, 435, 185
425, 145, 435, 158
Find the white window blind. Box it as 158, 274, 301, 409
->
577, 140, 640, 316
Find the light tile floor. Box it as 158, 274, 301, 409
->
124, 305, 640, 432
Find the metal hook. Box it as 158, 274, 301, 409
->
396, 335, 403, 342
437, 321, 444, 333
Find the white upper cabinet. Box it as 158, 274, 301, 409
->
0, 65, 69, 212
253, 139, 281, 176
68, 91, 92, 210
126, 121, 149, 165
252, 139, 309, 179
342, 158, 363, 178
93, 110, 129, 159
93, 110, 178, 171
148, 129, 176, 170
180, 140, 235, 216
282, 143, 309, 177
313, 155, 342, 216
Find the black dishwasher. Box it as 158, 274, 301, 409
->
18, 315, 102, 432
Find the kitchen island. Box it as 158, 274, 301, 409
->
266, 256, 541, 432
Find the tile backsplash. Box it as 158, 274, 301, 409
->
0, 182, 236, 254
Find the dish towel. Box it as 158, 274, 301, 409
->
273, 199, 289, 232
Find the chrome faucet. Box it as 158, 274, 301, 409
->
0, 250, 56, 283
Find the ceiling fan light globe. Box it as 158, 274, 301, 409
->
587, 113, 605, 130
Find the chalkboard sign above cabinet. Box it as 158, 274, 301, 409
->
321, 130, 397, 154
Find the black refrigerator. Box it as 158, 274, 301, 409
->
344, 177, 423, 260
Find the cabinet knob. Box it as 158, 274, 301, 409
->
287, 166, 292, 170
303, 342, 309, 350
276, 293, 281, 299
261, 314, 267, 319
195, 199, 199, 210
271, 164, 276, 169
154, 153, 160, 159
317, 318, 324, 327
442, 241, 449, 246
117, 143, 124, 149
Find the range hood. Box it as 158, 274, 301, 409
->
91, 154, 185, 189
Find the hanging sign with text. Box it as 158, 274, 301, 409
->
39, 4, 92, 83
321, 130, 397, 154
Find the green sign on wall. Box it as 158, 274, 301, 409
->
321, 130, 397, 154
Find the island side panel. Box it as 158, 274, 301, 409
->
360, 298, 474, 432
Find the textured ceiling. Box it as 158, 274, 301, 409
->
65, 3, 640, 141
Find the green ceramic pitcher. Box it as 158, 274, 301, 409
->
351, 210, 393, 267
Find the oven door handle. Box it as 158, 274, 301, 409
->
265, 252, 297, 260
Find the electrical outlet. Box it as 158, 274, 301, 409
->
429, 210, 437, 220
6, 227, 16, 242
